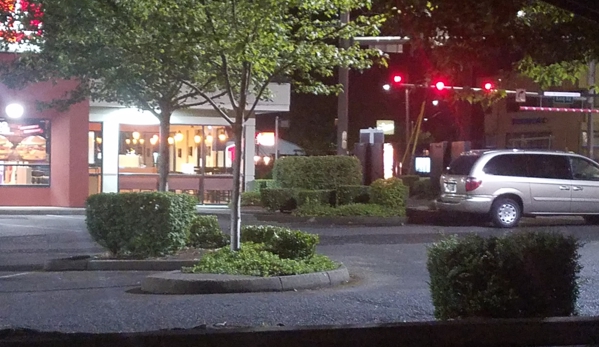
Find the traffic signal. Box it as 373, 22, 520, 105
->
483, 82, 494, 92
391, 74, 403, 84
434, 81, 445, 91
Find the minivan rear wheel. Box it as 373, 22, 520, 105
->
490, 197, 521, 228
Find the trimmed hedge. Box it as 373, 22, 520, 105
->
411, 178, 436, 199
294, 202, 403, 217
370, 177, 408, 211
336, 185, 370, 205
187, 215, 229, 249
297, 189, 335, 207
86, 192, 197, 257
240, 225, 319, 259
273, 155, 362, 190
260, 188, 297, 212
399, 175, 420, 192
248, 179, 278, 192
427, 231, 581, 320
241, 191, 262, 206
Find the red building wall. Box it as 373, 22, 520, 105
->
0, 61, 89, 207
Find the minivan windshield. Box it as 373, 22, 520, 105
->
445, 155, 481, 175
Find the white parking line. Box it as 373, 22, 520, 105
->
0, 272, 30, 279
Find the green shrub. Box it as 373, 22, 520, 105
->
294, 202, 403, 217
241, 191, 262, 206
260, 188, 297, 211
86, 192, 197, 257
410, 178, 437, 199
249, 179, 278, 192
297, 189, 335, 207
427, 231, 581, 320
370, 177, 408, 209
241, 225, 318, 259
187, 215, 229, 249
336, 185, 370, 205
186, 242, 338, 277
273, 156, 362, 190
399, 175, 420, 192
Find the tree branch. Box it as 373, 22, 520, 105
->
179, 80, 234, 124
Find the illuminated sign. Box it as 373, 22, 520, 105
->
376, 120, 395, 135
256, 132, 275, 146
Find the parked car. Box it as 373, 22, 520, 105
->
436, 149, 599, 228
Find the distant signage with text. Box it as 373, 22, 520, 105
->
512, 117, 548, 125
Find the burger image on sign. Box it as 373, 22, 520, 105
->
0, 135, 13, 160
16, 135, 47, 161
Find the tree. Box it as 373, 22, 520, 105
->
0, 0, 386, 250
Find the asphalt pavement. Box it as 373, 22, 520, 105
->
1, 214, 599, 333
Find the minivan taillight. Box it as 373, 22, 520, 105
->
465, 177, 482, 192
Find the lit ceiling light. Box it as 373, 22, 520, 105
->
194, 132, 202, 143
168, 137, 174, 145
150, 137, 158, 145
96, 137, 102, 144
125, 138, 131, 145
5, 103, 23, 119
263, 156, 271, 165
206, 135, 213, 143
175, 131, 184, 142
132, 131, 140, 140
218, 131, 227, 141
139, 138, 145, 144
254, 155, 261, 163
132, 138, 138, 144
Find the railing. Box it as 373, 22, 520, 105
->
3, 316, 599, 347
117, 172, 234, 204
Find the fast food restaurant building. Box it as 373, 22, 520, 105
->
0, 76, 290, 207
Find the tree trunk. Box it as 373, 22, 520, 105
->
230, 119, 244, 251
158, 113, 172, 192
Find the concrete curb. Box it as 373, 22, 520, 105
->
0, 208, 86, 215
140, 265, 350, 294
43, 255, 199, 272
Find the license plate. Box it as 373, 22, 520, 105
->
444, 182, 456, 193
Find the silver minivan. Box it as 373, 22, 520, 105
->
436, 149, 599, 227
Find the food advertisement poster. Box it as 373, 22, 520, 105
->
0, 119, 50, 163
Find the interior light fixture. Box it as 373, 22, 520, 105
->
132, 131, 140, 140
150, 137, 158, 145
168, 137, 174, 145
175, 131, 184, 142
125, 138, 131, 145
194, 131, 202, 144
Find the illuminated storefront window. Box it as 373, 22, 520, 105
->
0, 118, 50, 186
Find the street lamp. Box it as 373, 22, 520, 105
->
5, 103, 23, 119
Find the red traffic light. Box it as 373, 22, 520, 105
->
483, 82, 494, 91
392, 74, 403, 84
434, 81, 445, 91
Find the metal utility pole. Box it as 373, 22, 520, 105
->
588, 61, 596, 159
336, 11, 350, 155
275, 115, 279, 160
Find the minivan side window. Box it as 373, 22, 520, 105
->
483, 154, 528, 177
570, 157, 599, 181
446, 155, 480, 175
527, 154, 571, 179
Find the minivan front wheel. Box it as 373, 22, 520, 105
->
490, 197, 521, 228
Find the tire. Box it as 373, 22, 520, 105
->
490, 197, 521, 228
584, 215, 599, 225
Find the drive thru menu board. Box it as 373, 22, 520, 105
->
0, 119, 50, 185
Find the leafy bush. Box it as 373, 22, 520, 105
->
410, 178, 437, 199
241, 191, 262, 206
186, 242, 338, 277
241, 225, 318, 259
370, 177, 408, 210
297, 189, 335, 207
86, 192, 197, 257
260, 188, 297, 211
294, 202, 403, 217
248, 179, 278, 192
427, 231, 581, 320
336, 185, 370, 205
399, 175, 420, 192
273, 155, 362, 190
187, 215, 229, 249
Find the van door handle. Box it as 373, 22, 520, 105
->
559, 186, 570, 190
573, 186, 583, 191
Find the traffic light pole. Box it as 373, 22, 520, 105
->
336, 11, 350, 155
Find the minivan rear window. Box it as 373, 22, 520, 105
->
446, 155, 480, 175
